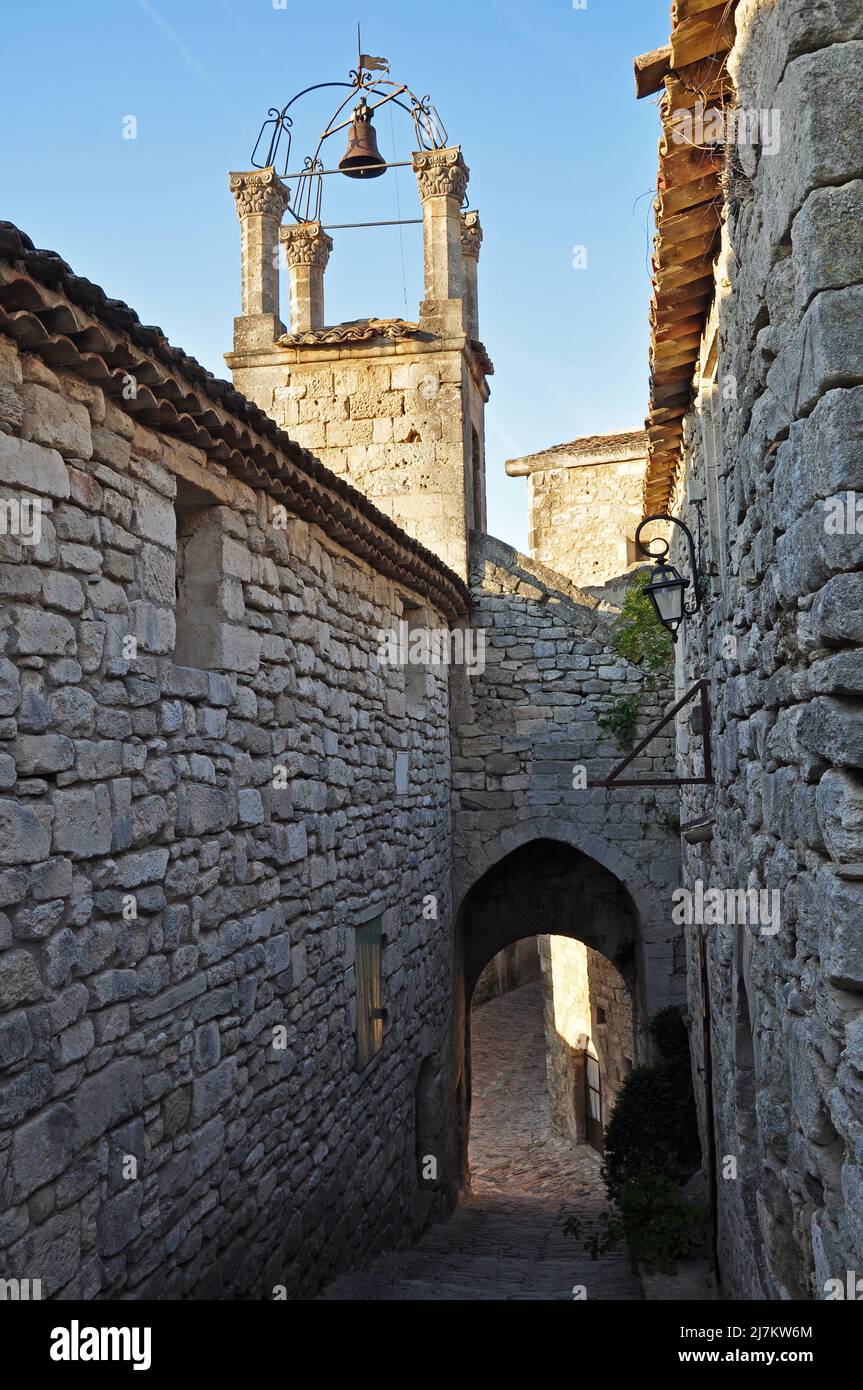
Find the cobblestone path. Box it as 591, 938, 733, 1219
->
318, 981, 642, 1300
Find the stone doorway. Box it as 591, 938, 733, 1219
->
454, 839, 643, 1187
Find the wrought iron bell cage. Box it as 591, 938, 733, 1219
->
249, 46, 456, 228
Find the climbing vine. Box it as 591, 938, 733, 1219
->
597, 693, 639, 749
598, 571, 674, 750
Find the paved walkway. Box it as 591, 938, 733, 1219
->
318, 981, 642, 1300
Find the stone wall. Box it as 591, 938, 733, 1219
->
506, 431, 648, 601
456, 532, 684, 1019
668, 0, 863, 1301
229, 337, 488, 581
538, 935, 633, 1145
586, 944, 634, 1115
0, 239, 466, 1299
472, 936, 541, 1007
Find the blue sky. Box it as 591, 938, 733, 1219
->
1, 0, 667, 551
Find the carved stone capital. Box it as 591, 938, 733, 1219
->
279, 222, 334, 270
412, 147, 469, 203
229, 167, 289, 221
461, 210, 483, 261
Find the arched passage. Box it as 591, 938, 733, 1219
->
453, 837, 648, 1188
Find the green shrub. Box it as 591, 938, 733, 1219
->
601, 1055, 700, 1201
564, 1174, 708, 1276
614, 570, 674, 675
596, 571, 674, 750
647, 1005, 691, 1064
618, 1173, 709, 1274
565, 1007, 706, 1276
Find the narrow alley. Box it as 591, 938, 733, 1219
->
318, 981, 642, 1301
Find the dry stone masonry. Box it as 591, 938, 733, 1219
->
10, 1, 857, 1300
0, 224, 465, 1298
0, 102, 689, 1298
657, 0, 863, 1301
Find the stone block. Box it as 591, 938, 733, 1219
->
817, 868, 863, 990
0, 799, 53, 865
14, 734, 74, 776
0, 1010, 33, 1067
817, 769, 863, 863
0, 434, 70, 498
793, 181, 863, 313
798, 697, 863, 771
21, 382, 92, 459
812, 572, 863, 647
42, 570, 86, 613
191, 1116, 224, 1177
185, 784, 237, 835
0, 948, 42, 1008
0, 659, 20, 716
7, 606, 75, 657
128, 599, 175, 655
191, 1057, 238, 1125
9, 1102, 74, 1200
116, 848, 169, 888
73, 1057, 143, 1147
97, 1183, 143, 1256
51, 785, 112, 859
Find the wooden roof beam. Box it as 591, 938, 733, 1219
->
634, 45, 673, 99
670, 4, 737, 67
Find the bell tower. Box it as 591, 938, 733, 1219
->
224, 54, 492, 579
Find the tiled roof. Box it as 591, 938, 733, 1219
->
635, 0, 740, 514
505, 429, 648, 476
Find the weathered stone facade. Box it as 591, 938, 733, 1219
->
0, 227, 466, 1298
659, 0, 863, 1301
506, 430, 648, 602
454, 533, 682, 1018
538, 935, 633, 1147
0, 102, 691, 1302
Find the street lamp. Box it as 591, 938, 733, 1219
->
635, 513, 703, 640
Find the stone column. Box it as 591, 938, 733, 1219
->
229, 167, 290, 350
278, 222, 334, 335
412, 147, 469, 312
460, 210, 483, 341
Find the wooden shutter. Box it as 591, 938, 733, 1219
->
355, 918, 383, 1070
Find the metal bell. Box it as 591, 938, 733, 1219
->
338, 101, 387, 179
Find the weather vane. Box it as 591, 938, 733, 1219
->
250, 28, 451, 224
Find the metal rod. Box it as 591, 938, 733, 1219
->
603, 678, 710, 786
283, 159, 414, 178
321, 218, 422, 229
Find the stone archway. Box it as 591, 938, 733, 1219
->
455, 814, 673, 1003
452, 836, 648, 1188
